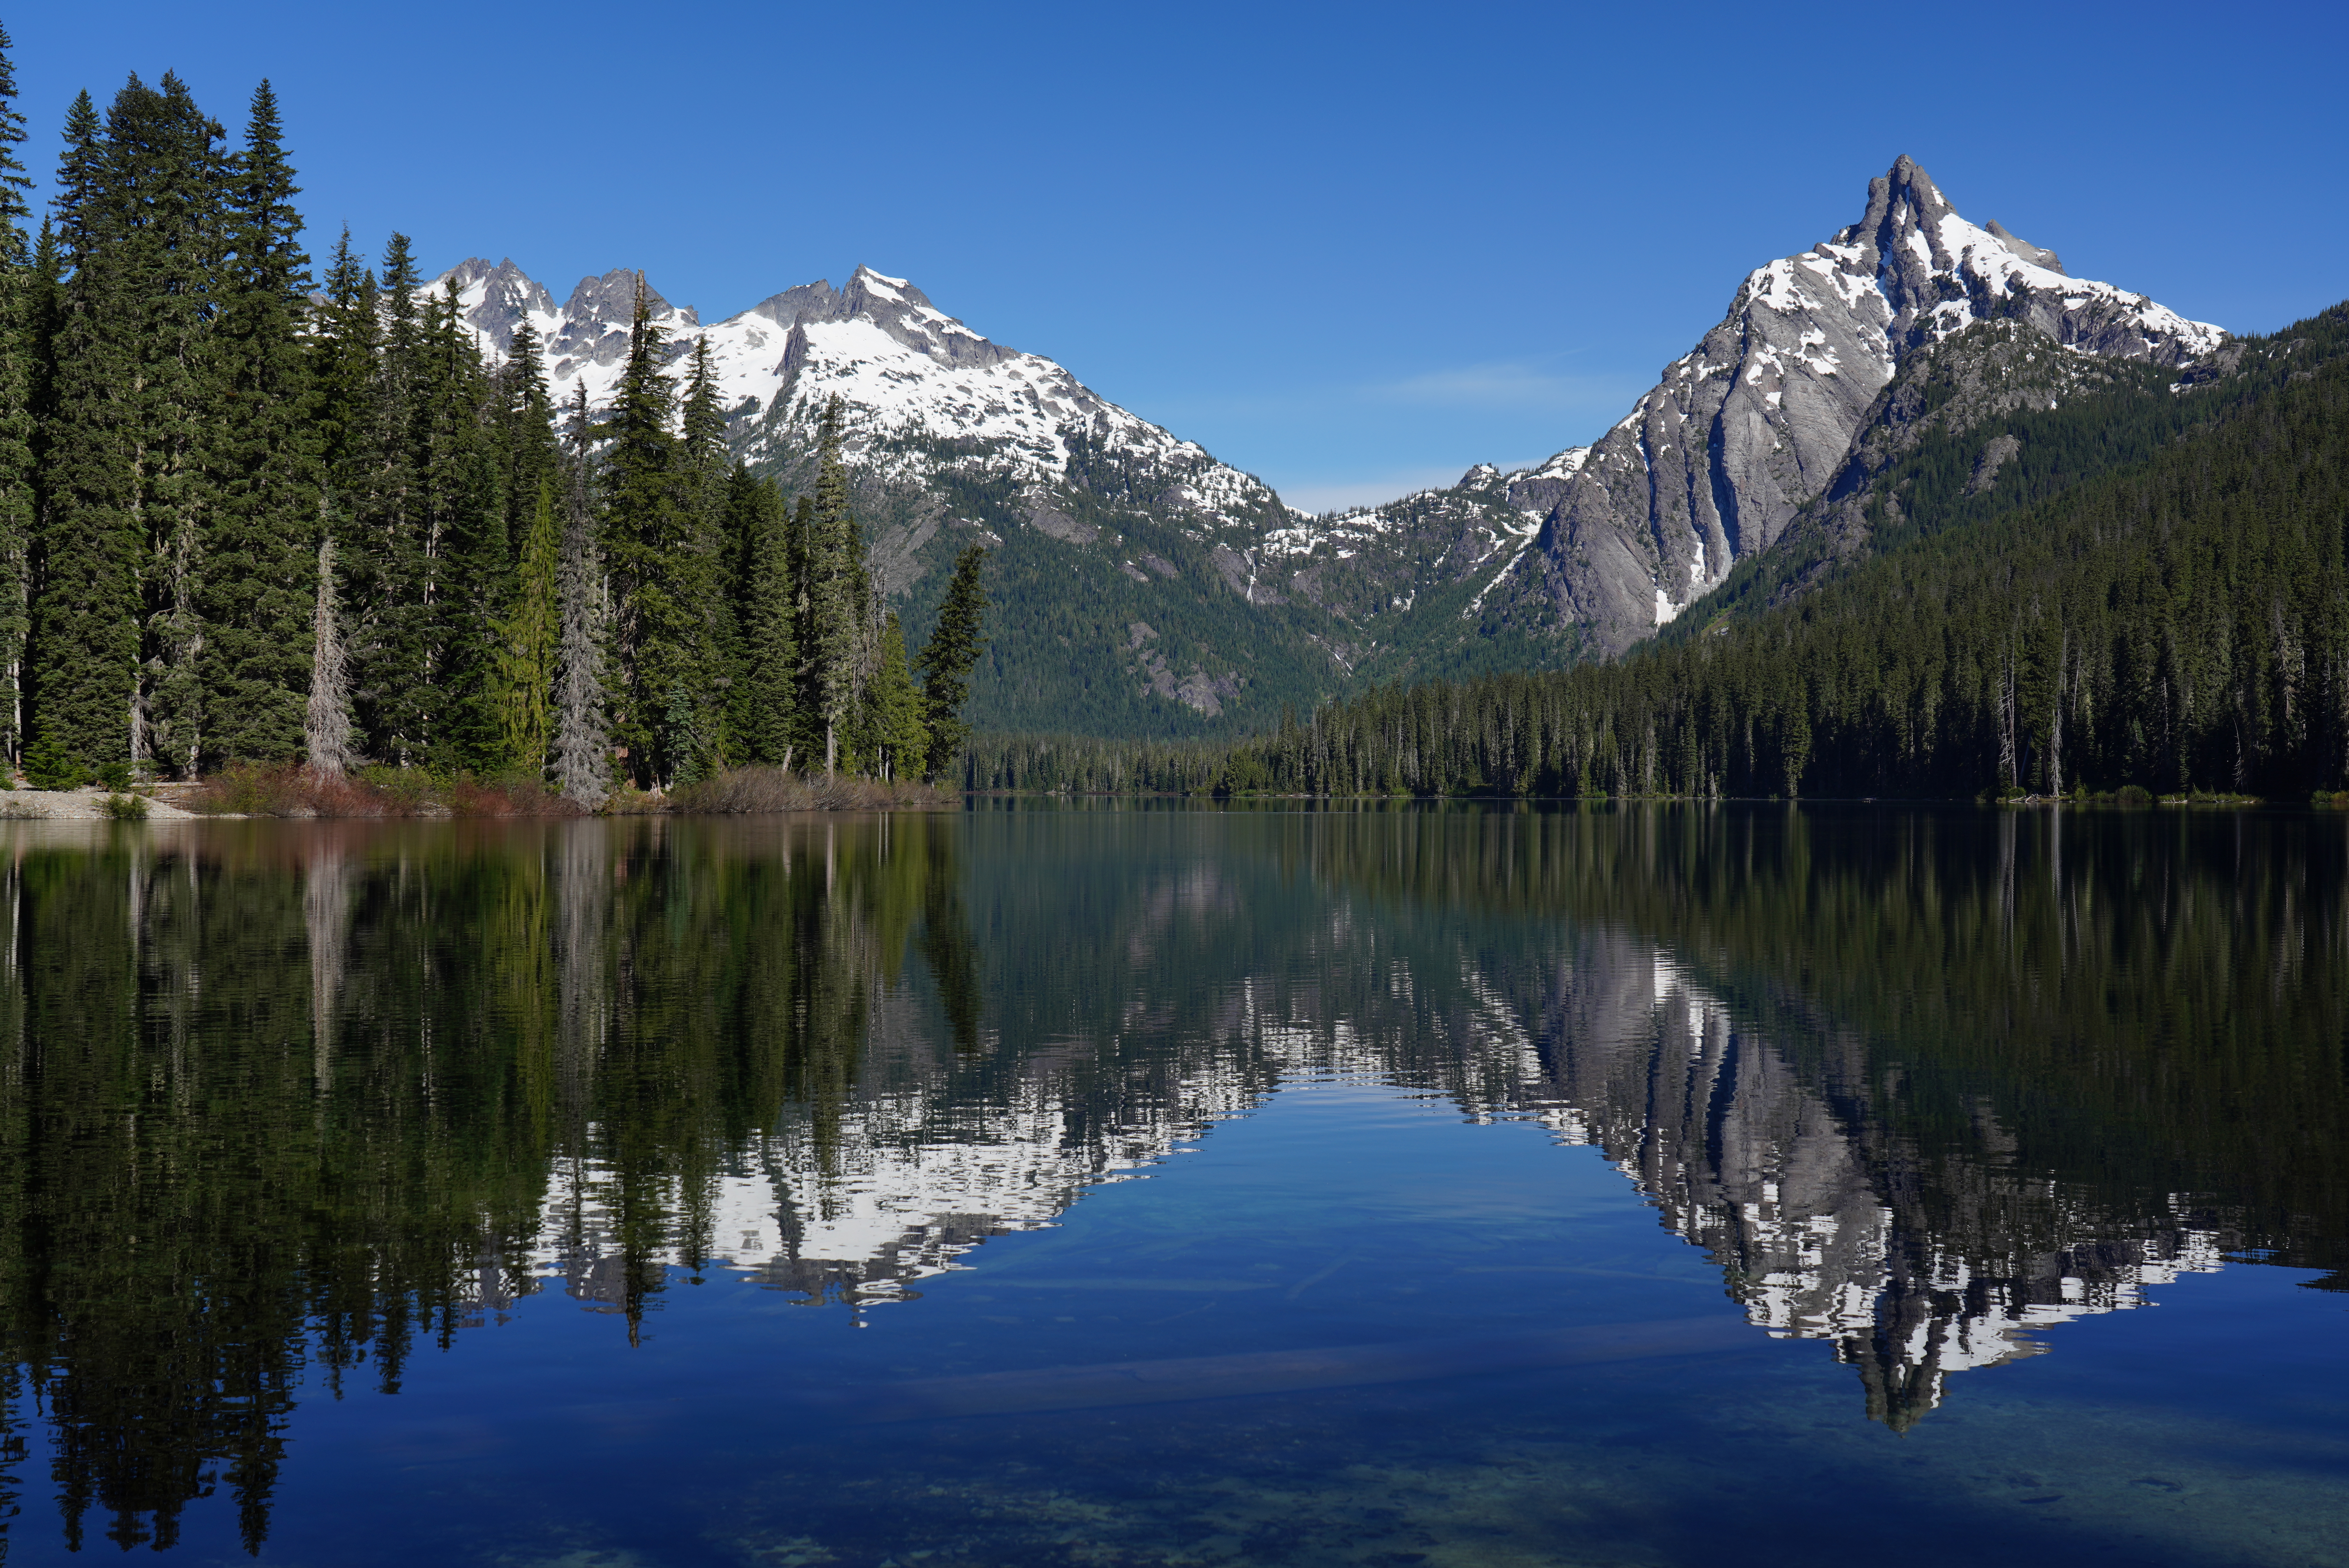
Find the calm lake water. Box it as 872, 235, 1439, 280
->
0, 803, 2343, 1566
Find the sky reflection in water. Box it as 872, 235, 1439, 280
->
0, 804, 2343, 1566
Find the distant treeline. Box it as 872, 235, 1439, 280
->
971, 304, 2349, 801
0, 40, 983, 798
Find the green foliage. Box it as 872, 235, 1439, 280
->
802, 399, 865, 775
33, 77, 219, 776
97, 789, 145, 819
493, 480, 560, 774
598, 278, 714, 788
732, 467, 796, 765
913, 544, 986, 779
972, 305, 2349, 803
197, 79, 315, 767
865, 612, 929, 781
20, 734, 81, 789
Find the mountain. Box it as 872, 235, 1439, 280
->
1289, 155, 2226, 670
428, 155, 2226, 737
434, 258, 1363, 736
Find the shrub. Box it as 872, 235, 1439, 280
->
668, 766, 952, 814
99, 792, 149, 821
445, 772, 580, 818
94, 760, 134, 792
21, 738, 84, 791
190, 763, 584, 819
2117, 784, 2154, 807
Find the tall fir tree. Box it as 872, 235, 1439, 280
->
0, 24, 33, 769
495, 315, 559, 570
33, 77, 224, 777
802, 398, 865, 777
417, 278, 503, 770
494, 479, 559, 776
731, 467, 796, 766
676, 333, 734, 770
130, 74, 225, 776
198, 79, 315, 764
309, 227, 377, 499
914, 544, 988, 779
351, 232, 430, 764
597, 277, 699, 788
865, 611, 927, 782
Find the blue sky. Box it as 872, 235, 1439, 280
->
13, 1, 2344, 511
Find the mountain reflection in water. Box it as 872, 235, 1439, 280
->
0, 804, 2341, 1556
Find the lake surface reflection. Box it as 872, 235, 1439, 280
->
0, 804, 2343, 1565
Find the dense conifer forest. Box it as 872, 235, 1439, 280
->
967, 304, 2349, 801
0, 36, 983, 800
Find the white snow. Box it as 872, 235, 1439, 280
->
426, 257, 1287, 535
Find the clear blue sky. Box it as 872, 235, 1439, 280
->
13, 1, 2344, 511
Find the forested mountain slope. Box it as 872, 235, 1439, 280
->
433, 158, 2227, 740
1299, 158, 2227, 682
439, 257, 1373, 738
968, 303, 2349, 800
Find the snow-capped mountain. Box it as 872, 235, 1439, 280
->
433, 257, 1284, 534
426, 155, 2229, 722
1267, 156, 2226, 664
432, 256, 1339, 731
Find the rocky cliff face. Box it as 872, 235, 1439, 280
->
1323, 156, 2225, 663
423, 156, 2227, 723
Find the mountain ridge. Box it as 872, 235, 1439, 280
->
422, 156, 2228, 738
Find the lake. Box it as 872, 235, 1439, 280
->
0, 803, 2342, 1566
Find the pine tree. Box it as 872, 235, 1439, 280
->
914, 544, 988, 780
199, 79, 315, 765
0, 24, 33, 770
29, 88, 129, 780
733, 468, 796, 766
495, 478, 559, 776
802, 398, 864, 777
554, 386, 608, 805
417, 278, 504, 770
598, 277, 696, 787
309, 227, 377, 492
495, 316, 559, 563
676, 334, 732, 771
130, 74, 225, 776
33, 77, 223, 777
865, 611, 928, 782
346, 232, 433, 763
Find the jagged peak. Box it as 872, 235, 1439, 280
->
1985, 220, 2065, 276
559, 267, 693, 326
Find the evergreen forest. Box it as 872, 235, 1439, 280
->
966, 303, 2349, 802
0, 37, 984, 801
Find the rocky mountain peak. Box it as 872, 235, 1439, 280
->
1985, 220, 2064, 275
1455, 155, 2226, 656
432, 258, 555, 355
559, 267, 694, 329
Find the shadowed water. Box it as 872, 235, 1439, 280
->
0, 804, 2342, 1566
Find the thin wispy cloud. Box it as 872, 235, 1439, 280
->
1271, 458, 1553, 517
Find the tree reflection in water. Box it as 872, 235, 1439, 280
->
0, 804, 2339, 1552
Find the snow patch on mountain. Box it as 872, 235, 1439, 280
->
426, 259, 1295, 540
1481, 156, 2225, 653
